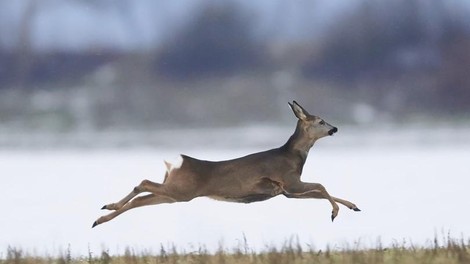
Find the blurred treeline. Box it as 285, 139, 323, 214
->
0, 0, 469, 132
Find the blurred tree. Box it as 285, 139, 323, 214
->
301, 0, 427, 81
155, 3, 264, 78
13, 0, 37, 90
300, 0, 470, 117
433, 21, 470, 115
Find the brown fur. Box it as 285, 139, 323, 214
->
92, 101, 360, 228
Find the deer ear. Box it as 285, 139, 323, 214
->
288, 101, 309, 120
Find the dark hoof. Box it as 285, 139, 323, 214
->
331, 215, 335, 222
92, 221, 98, 228
101, 205, 107, 210
353, 207, 361, 212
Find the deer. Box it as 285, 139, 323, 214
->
92, 101, 360, 228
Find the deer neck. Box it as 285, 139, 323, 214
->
283, 122, 315, 160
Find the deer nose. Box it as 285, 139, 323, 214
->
328, 127, 338, 135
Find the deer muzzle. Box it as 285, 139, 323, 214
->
328, 127, 338, 136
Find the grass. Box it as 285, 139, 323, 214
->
1, 236, 469, 264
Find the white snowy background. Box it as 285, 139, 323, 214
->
2, 126, 469, 256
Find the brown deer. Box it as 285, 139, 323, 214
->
92, 101, 360, 228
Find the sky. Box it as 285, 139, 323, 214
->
0, 0, 354, 51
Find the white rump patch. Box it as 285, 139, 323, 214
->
164, 155, 183, 173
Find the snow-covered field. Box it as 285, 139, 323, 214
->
1, 126, 470, 256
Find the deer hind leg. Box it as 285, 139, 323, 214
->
93, 194, 176, 228
101, 179, 163, 211
93, 179, 198, 228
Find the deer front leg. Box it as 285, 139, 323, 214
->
283, 181, 343, 221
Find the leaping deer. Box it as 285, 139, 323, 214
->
92, 101, 360, 228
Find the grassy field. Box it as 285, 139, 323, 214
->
2, 236, 469, 264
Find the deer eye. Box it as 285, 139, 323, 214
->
319, 120, 325, 125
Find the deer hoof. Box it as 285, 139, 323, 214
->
331, 211, 338, 222
101, 205, 107, 210
92, 221, 98, 228
353, 207, 361, 212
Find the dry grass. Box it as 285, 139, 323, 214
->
1, 236, 469, 264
